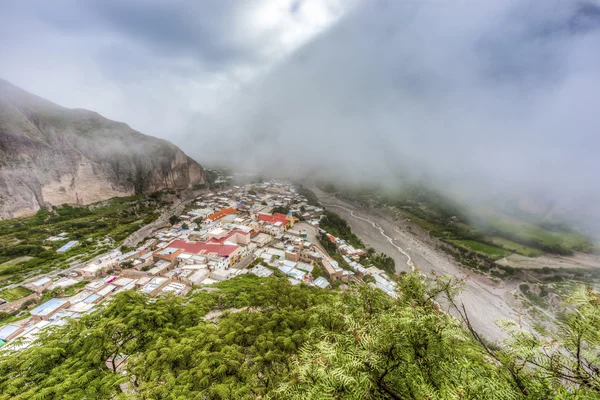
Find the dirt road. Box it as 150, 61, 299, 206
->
312, 186, 526, 341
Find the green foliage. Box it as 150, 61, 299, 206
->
168, 215, 181, 225
364, 252, 396, 276
272, 206, 290, 215
0, 196, 162, 289
295, 186, 320, 207
450, 239, 512, 260
2, 274, 600, 399
319, 211, 364, 248
0, 286, 34, 302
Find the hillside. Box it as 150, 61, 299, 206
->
1, 274, 599, 399
0, 79, 205, 219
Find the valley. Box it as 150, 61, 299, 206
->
311, 185, 522, 340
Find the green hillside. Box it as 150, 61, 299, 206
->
1, 274, 599, 399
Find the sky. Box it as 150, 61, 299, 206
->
1, 0, 600, 230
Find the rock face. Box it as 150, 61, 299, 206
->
0, 79, 206, 219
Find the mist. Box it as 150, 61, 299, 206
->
182, 0, 600, 233
1, 0, 599, 232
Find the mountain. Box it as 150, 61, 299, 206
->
0, 79, 205, 219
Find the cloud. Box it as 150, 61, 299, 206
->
184, 0, 600, 230
0, 0, 349, 138
1, 0, 599, 231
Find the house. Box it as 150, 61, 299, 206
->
210, 269, 232, 282
168, 240, 242, 268
47, 277, 79, 291
56, 240, 79, 253
205, 208, 236, 223
153, 247, 182, 263
160, 282, 186, 296
250, 265, 273, 278
140, 277, 170, 296
258, 213, 294, 229
30, 299, 70, 321
78, 263, 106, 278
321, 259, 344, 281
251, 233, 272, 247
313, 277, 331, 289
0, 324, 24, 342
29, 277, 52, 293
186, 269, 209, 286
148, 260, 172, 276
97, 284, 117, 299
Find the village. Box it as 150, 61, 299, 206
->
0, 180, 397, 349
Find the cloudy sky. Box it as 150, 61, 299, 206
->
1, 0, 600, 228
0, 0, 351, 138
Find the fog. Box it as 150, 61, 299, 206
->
184, 0, 600, 232
1, 0, 599, 232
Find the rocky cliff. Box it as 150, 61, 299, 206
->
0, 79, 206, 218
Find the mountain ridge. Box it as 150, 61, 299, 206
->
0, 79, 206, 219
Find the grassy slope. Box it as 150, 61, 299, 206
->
323, 183, 593, 258
0, 195, 164, 289
0, 286, 33, 302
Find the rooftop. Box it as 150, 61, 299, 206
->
169, 239, 239, 257
30, 299, 68, 317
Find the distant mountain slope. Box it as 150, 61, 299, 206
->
0, 79, 205, 218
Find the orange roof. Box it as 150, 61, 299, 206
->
206, 207, 236, 222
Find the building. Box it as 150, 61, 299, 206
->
148, 260, 172, 276
205, 208, 236, 223
313, 277, 331, 289
210, 269, 233, 282
251, 233, 272, 247
321, 259, 344, 281
29, 277, 52, 293
78, 263, 106, 278
30, 299, 70, 321
250, 265, 274, 278
153, 247, 183, 263
0, 324, 24, 342
258, 213, 294, 229
49, 278, 79, 291
56, 240, 79, 253
140, 277, 170, 296
168, 240, 242, 268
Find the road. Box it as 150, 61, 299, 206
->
312, 186, 527, 341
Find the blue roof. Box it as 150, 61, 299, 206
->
30, 298, 67, 316
0, 339, 5, 346
57, 241, 78, 253
0, 324, 21, 341
83, 294, 101, 304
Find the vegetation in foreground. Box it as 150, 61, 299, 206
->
1, 274, 599, 399
0, 195, 166, 289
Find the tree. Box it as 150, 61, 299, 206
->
181, 222, 189, 230
1, 274, 600, 399
193, 217, 203, 225
168, 215, 181, 225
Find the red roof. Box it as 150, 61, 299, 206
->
169, 239, 239, 257
258, 213, 288, 226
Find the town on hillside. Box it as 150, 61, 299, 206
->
0, 180, 397, 349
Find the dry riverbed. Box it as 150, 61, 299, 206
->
311, 186, 526, 341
